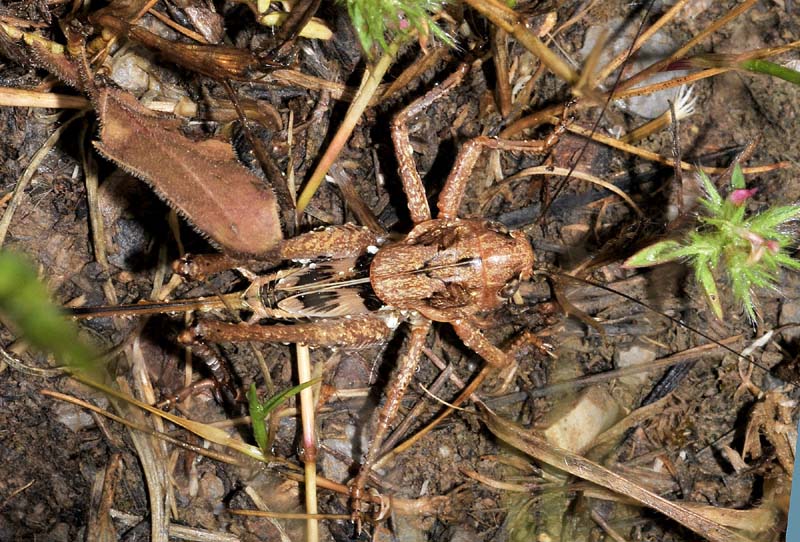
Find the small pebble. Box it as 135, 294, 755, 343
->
54, 404, 95, 432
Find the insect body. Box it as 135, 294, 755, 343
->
73, 63, 556, 529
174, 63, 554, 528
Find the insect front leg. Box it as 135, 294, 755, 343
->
391, 63, 470, 224
437, 134, 564, 220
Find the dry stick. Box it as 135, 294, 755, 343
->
147, 7, 207, 43
611, 0, 758, 96
378, 353, 454, 455
492, 28, 513, 117
295, 44, 397, 215
262, 70, 365, 102
230, 509, 349, 521
501, 165, 642, 216
380, 46, 449, 102
501, 0, 757, 138
462, 0, 578, 85
279, 469, 447, 516
373, 364, 493, 472
481, 409, 755, 542
592, 0, 691, 86
0, 111, 85, 248
564, 122, 789, 174
296, 343, 318, 542
79, 122, 120, 311
41, 390, 247, 465
590, 508, 630, 542
243, 486, 294, 542
552, 0, 602, 36
129, 338, 179, 531
0, 87, 88, 109
114, 378, 170, 542
380, 335, 743, 475
87, 453, 124, 542
0, 479, 34, 511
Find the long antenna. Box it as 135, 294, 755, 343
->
546, 270, 798, 388
537, 0, 658, 223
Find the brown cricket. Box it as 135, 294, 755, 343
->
70, 62, 563, 528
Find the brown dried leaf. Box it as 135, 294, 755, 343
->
93, 85, 283, 257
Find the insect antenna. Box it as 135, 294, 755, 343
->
541, 270, 800, 390
536, 0, 659, 224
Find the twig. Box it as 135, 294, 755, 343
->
0, 87, 88, 109
296, 44, 398, 214
296, 343, 318, 542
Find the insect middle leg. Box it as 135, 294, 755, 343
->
349, 317, 431, 530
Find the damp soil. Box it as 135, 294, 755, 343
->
0, 2, 799, 541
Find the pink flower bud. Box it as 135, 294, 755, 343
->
729, 188, 758, 206
398, 13, 410, 30
766, 240, 780, 254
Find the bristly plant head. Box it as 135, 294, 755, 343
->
625, 164, 800, 322
339, 0, 454, 57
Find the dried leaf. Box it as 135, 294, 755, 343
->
0, 23, 80, 87
93, 85, 283, 257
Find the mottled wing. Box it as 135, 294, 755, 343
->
272, 257, 383, 318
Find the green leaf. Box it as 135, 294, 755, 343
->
248, 378, 321, 453
697, 169, 722, 208
247, 384, 269, 452
0, 251, 100, 379
695, 261, 723, 320
623, 240, 686, 268
731, 163, 746, 190
740, 59, 800, 86
774, 252, 800, 270
749, 205, 800, 233
339, 0, 454, 57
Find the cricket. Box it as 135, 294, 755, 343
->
0, 1, 798, 542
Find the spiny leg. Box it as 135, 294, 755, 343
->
391, 63, 469, 224
174, 224, 380, 281
437, 132, 565, 220
349, 317, 432, 531
184, 313, 397, 349
164, 313, 398, 409
374, 327, 550, 470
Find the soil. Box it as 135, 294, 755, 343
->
0, 1, 798, 541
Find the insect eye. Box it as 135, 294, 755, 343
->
500, 277, 520, 299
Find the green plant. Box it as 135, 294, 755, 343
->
339, 0, 453, 56
625, 165, 800, 321
247, 379, 320, 454
0, 251, 100, 378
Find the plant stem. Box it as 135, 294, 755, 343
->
296, 44, 397, 215
296, 343, 318, 542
